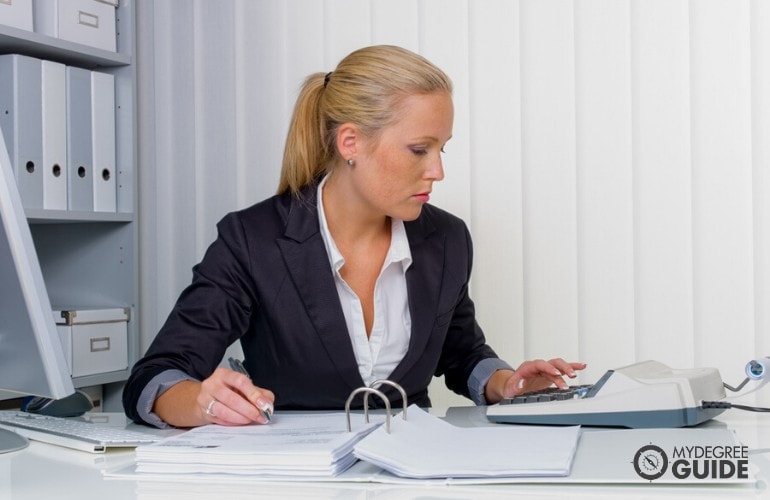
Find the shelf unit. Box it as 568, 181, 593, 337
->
0, 3, 138, 402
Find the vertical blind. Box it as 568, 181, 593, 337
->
137, 0, 770, 408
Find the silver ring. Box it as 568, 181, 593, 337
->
205, 399, 217, 417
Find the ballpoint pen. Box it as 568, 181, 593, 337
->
228, 357, 273, 422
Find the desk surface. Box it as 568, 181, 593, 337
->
2, 407, 770, 500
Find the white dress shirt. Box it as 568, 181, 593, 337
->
317, 176, 412, 387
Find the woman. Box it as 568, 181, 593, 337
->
123, 45, 585, 428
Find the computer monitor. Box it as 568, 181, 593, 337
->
0, 128, 75, 453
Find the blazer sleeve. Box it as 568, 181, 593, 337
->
122, 212, 256, 423
433, 217, 500, 398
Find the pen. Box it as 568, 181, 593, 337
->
228, 357, 273, 422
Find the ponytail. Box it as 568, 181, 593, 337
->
277, 72, 329, 195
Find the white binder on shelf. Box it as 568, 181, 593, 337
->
65, 65, 93, 212
0, 54, 44, 209
90, 70, 116, 212
41, 60, 67, 211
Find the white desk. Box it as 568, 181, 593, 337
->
3, 407, 770, 500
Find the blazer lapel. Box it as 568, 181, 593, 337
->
276, 186, 364, 391
388, 211, 444, 382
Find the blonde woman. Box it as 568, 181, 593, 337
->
124, 45, 584, 428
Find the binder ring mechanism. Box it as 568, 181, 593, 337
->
344, 379, 408, 434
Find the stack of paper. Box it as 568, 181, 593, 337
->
135, 412, 380, 478
353, 406, 580, 479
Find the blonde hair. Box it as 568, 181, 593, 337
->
277, 45, 453, 195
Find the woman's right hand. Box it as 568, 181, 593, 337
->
198, 367, 275, 425
153, 368, 275, 428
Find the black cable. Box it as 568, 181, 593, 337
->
702, 401, 770, 413
724, 378, 750, 392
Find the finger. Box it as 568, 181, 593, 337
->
227, 372, 275, 422
223, 396, 264, 424
547, 358, 588, 378
546, 358, 579, 378
526, 363, 571, 389
201, 370, 271, 425
201, 397, 220, 423
204, 385, 268, 425
527, 358, 564, 378
505, 370, 562, 396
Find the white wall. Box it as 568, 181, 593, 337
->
136, 0, 770, 408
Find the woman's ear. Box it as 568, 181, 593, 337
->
336, 123, 359, 163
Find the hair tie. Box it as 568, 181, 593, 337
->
324, 72, 332, 88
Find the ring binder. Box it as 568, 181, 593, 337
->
345, 387, 390, 433
344, 380, 408, 434
366, 379, 408, 420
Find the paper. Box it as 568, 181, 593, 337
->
105, 422, 758, 487
135, 412, 381, 477
353, 405, 580, 479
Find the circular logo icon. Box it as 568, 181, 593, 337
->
633, 444, 668, 481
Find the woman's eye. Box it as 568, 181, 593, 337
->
410, 147, 428, 156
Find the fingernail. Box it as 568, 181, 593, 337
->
257, 398, 273, 415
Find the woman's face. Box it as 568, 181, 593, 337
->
352, 91, 454, 222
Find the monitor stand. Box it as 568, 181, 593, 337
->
0, 428, 28, 454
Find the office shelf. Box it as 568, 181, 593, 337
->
26, 208, 133, 224
0, 3, 138, 399
0, 24, 130, 68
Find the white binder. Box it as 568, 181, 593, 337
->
0, 54, 44, 209
41, 60, 67, 211
90, 70, 116, 212
65, 65, 93, 211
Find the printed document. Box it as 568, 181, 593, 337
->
354, 405, 580, 478
135, 412, 380, 477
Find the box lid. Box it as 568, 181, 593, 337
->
54, 307, 130, 326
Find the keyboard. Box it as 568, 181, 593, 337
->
487, 360, 728, 428
0, 410, 162, 453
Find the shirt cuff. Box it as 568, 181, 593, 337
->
136, 369, 198, 428
468, 358, 515, 406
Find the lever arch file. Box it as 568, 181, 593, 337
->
66, 66, 93, 212
353, 405, 579, 479
90, 70, 116, 212
41, 60, 68, 211
0, 54, 44, 209
345, 379, 580, 479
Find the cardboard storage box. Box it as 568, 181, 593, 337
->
34, 0, 118, 52
55, 307, 129, 377
0, 0, 33, 31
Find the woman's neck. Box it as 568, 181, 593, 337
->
321, 173, 390, 247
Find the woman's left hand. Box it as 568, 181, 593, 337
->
485, 358, 587, 404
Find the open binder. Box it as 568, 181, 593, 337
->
346, 381, 580, 479
131, 379, 580, 480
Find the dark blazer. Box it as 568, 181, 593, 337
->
123, 181, 500, 424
